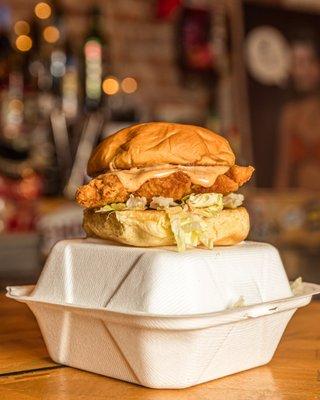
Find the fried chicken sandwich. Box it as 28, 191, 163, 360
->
76, 122, 254, 251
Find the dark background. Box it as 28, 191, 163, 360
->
244, 3, 320, 187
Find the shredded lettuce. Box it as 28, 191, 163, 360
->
150, 196, 178, 210
166, 208, 215, 251
94, 192, 245, 250
165, 192, 244, 250
223, 193, 244, 209
290, 277, 304, 295
228, 296, 246, 309
125, 195, 147, 210
95, 195, 147, 213
182, 193, 223, 218
96, 192, 243, 214
185, 193, 223, 209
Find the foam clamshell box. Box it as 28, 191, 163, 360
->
7, 239, 320, 389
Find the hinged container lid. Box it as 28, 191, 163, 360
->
28, 239, 294, 315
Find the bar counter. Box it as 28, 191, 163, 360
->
0, 294, 319, 399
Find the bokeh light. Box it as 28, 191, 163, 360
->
34, 2, 52, 19
50, 50, 66, 77
16, 35, 32, 52
102, 76, 119, 95
14, 20, 30, 35
121, 77, 138, 94
43, 26, 60, 43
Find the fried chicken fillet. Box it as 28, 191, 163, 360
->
76, 165, 254, 209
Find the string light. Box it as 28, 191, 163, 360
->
121, 77, 138, 94
34, 2, 52, 19
16, 35, 32, 52
14, 20, 30, 35
43, 26, 60, 43
102, 77, 119, 95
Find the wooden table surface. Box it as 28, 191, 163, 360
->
0, 294, 319, 400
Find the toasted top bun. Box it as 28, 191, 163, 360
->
87, 122, 235, 177
83, 207, 249, 248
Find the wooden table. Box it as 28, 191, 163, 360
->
0, 294, 319, 400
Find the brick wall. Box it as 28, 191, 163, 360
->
3, 0, 209, 122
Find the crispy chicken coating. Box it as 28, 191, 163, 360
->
135, 171, 191, 200
226, 165, 255, 187
192, 174, 239, 195
76, 165, 254, 208
193, 165, 255, 195
76, 174, 128, 208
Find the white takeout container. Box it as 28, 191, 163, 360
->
6, 239, 320, 389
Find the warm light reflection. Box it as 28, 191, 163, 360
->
121, 77, 138, 94
34, 2, 52, 19
84, 40, 101, 58
9, 99, 24, 112
43, 26, 60, 43
102, 77, 119, 95
16, 35, 32, 52
14, 20, 30, 35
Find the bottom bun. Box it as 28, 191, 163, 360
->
83, 207, 250, 248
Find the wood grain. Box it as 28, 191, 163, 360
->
0, 294, 319, 399
0, 295, 57, 375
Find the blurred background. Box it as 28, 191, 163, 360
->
0, 0, 320, 289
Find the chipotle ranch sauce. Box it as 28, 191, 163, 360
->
106, 164, 230, 192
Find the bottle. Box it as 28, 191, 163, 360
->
82, 6, 104, 112
62, 39, 79, 121
0, 7, 42, 232
47, 0, 66, 100
0, 6, 14, 134
30, 11, 61, 196
0, 48, 26, 150
23, 19, 42, 127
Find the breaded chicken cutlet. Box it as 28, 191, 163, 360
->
76, 165, 254, 209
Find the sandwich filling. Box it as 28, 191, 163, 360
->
76, 161, 254, 251
76, 164, 254, 209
